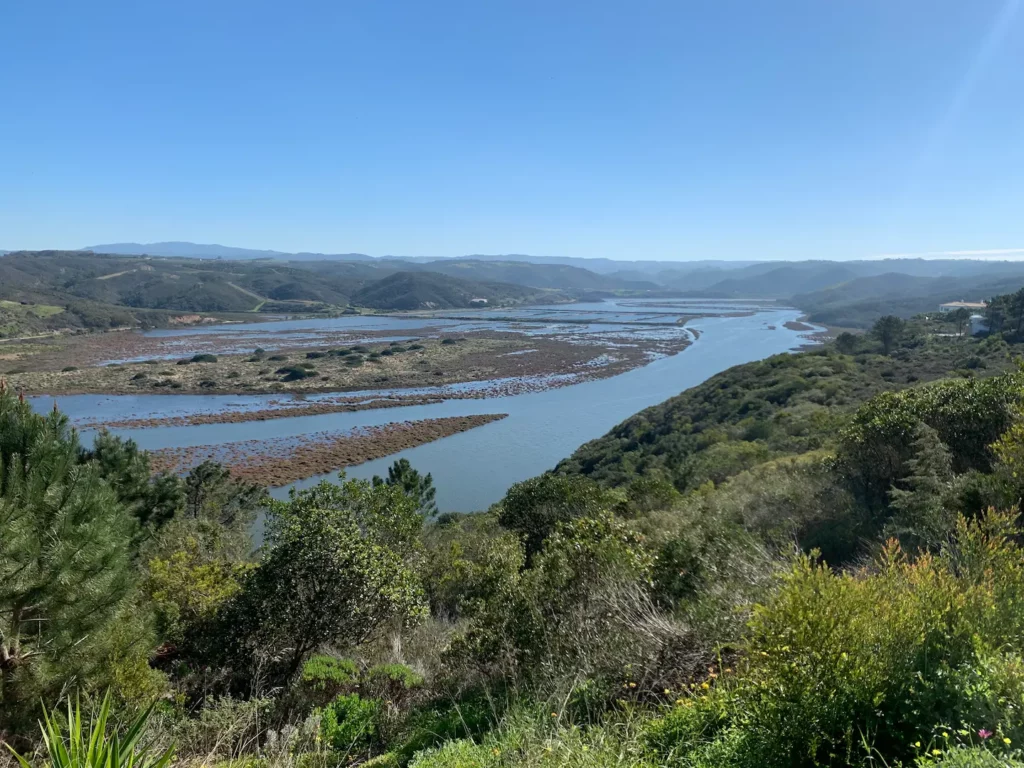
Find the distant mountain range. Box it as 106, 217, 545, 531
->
3, 241, 1024, 331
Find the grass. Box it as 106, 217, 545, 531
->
0, 300, 65, 318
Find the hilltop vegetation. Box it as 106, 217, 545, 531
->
349, 271, 551, 310
7, 297, 1024, 767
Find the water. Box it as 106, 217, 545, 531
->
34, 304, 818, 512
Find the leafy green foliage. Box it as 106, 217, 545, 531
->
498, 474, 617, 560
648, 511, 1024, 768
318, 693, 381, 753
212, 478, 426, 689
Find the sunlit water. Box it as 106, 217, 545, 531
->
32, 301, 817, 512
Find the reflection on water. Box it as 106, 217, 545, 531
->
34, 302, 817, 512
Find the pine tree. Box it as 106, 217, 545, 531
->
80, 429, 182, 530
0, 382, 138, 725
887, 422, 955, 550
373, 458, 438, 516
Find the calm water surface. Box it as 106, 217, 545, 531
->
34, 303, 817, 512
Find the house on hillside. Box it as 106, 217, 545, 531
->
469, 297, 489, 306
939, 300, 988, 313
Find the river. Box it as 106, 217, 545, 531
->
32, 302, 818, 512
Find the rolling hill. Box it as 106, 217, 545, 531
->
348, 271, 549, 310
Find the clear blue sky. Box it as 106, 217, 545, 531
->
2, 0, 1023, 261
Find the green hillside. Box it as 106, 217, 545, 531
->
349, 270, 549, 310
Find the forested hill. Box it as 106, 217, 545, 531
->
347, 271, 550, 310
557, 316, 1017, 493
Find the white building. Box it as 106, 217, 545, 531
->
939, 300, 987, 313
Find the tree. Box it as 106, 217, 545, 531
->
178, 460, 266, 560
80, 429, 182, 530
887, 423, 955, 550
0, 384, 138, 725
834, 332, 859, 355
951, 307, 970, 338
499, 474, 616, 562
214, 479, 425, 689
1012, 287, 1024, 336
871, 315, 905, 355
373, 458, 437, 516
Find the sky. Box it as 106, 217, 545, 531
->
2, 0, 1023, 261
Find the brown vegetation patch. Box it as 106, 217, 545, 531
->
148, 413, 508, 486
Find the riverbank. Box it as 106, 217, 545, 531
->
148, 413, 508, 486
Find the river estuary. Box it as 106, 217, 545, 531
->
31, 301, 820, 512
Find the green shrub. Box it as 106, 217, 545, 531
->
268, 354, 288, 361
318, 693, 381, 752
366, 663, 424, 694
441, 338, 457, 345
499, 474, 617, 560
302, 655, 359, 692
306, 351, 327, 359
646, 510, 1024, 768
190, 353, 218, 363
61, 366, 78, 372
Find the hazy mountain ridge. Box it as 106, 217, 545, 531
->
11, 243, 1024, 328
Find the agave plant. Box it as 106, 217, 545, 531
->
6, 692, 174, 768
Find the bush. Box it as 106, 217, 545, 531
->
198, 379, 218, 388
190, 353, 218, 363
306, 351, 327, 359
646, 510, 1024, 768
318, 693, 381, 752
268, 354, 288, 361
276, 366, 315, 381
441, 338, 457, 345
131, 372, 148, 380
62, 365, 78, 372
499, 474, 617, 560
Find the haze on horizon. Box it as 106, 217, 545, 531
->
3, 0, 1023, 262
